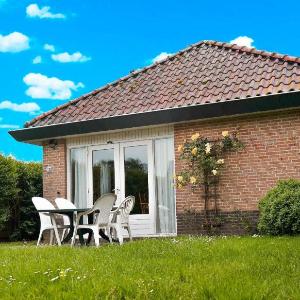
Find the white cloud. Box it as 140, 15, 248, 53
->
0, 117, 20, 129
26, 4, 66, 19
0, 124, 20, 129
0, 32, 30, 53
230, 36, 254, 48
23, 73, 84, 100
0, 100, 40, 113
151, 52, 173, 63
51, 51, 91, 63
44, 43, 55, 52
32, 55, 42, 64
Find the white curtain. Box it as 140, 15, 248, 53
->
71, 148, 88, 208
154, 138, 176, 234
100, 162, 111, 195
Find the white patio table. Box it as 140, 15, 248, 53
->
37, 207, 118, 245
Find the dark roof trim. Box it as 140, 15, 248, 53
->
9, 92, 300, 143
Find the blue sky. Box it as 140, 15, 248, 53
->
1, 0, 300, 162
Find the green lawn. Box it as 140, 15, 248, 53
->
0, 236, 300, 299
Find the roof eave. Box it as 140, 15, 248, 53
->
9, 92, 300, 143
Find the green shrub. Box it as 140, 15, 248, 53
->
0, 154, 42, 240
11, 161, 43, 240
0, 155, 18, 231
258, 179, 300, 235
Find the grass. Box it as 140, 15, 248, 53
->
0, 236, 300, 299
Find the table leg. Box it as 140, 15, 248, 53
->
61, 212, 86, 245
99, 229, 110, 241
61, 212, 74, 243
84, 214, 94, 245
50, 214, 61, 246
78, 229, 85, 245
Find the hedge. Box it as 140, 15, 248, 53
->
0, 154, 42, 240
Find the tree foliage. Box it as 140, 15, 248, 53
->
0, 154, 42, 240
0, 155, 18, 231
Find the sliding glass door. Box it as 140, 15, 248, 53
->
69, 137, 175, 236
87, 141, 155, 235
120, 140, 155, 235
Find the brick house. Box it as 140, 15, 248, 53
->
10, 40, 300, 236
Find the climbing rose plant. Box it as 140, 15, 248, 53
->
176, 131, 244, 226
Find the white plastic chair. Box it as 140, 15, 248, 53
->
109, 196, 135, 244
71, 193, 116, 247
55, 198, 77, 240
32, 197, 69, 246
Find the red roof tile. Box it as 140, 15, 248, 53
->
25, 40, 300, 128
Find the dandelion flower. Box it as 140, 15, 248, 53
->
59, 270, 67, 278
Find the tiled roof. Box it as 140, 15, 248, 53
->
25, 40, 300, 128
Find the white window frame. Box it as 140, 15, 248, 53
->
119, 139, 156, 235
66, 133, 177, 236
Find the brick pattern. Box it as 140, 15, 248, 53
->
174, 109, 300, 234
40, 109, 300, 235
177, 211, 259, 235
26, 40, 300, 128
43, 140, 67, 202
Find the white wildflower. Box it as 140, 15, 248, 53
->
50, 276, 59, 282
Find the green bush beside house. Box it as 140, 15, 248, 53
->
258, 179, 300, 235
0, 154, 42, 241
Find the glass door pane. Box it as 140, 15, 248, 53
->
92, 148, 115, 203
70, 148, 88, 208
154, 138, 176, 234
124, 145, 149, 214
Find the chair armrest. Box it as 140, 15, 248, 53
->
75, 209, 94, 222
110, 207, 124, 223
42, 212, 64, 218
80, 208, 94, 216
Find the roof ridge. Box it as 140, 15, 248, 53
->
205, 40, 300, 64
25, 39, 300, 128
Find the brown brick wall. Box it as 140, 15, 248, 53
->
43, 140, 67, 202
174, 109, 300, 235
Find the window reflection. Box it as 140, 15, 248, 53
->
70, 148, 88, 208
92, 149, 115, 202
124, 145, 149, 214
